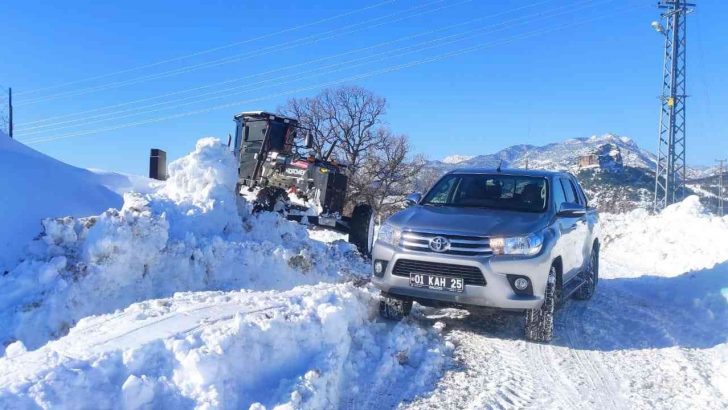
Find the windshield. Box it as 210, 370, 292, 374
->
422, 173, 549, 212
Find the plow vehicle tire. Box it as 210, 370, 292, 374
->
349, 203, 375, 257
253, 187, 289, 213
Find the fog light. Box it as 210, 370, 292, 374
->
374, 261, 384, 274
514, 278, 529, 291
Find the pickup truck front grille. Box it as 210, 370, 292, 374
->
400, 231, 492, 256
392, 259, 486, 286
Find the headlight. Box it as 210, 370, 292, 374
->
376, 223, 402, 246
491, 231, 543, 256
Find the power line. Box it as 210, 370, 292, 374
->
16, 0, 458, 106
14, 0, 397, 97
17, 0, 597, 137
23, 4, 641, 145
17, 0, 551, 127
23, 4, 640, 145
25, 5, 642, 144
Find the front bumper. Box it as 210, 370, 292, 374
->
371, 241, 553, 310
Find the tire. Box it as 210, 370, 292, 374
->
379, 295, 412, 321
525, 266, 557, 343
349, 203, 375, 257
574, 245, 599, 300
253, 187, 289, 213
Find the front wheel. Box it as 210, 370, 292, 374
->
525, 266, 557, 343
574, 245, 599, 300
349, 203, 375, 257
379, 295, 412, 321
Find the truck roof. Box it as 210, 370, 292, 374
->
447, 167, 571, 178
233, 111, 299, 123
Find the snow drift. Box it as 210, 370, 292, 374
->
0, 137, 450, 409
0, 137, 124, 269
601, 195, 728, 277
0, 138, 368, 354
0, 285, 449, 409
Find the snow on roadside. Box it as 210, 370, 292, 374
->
0, 284, 450, 409
0, 138, 368, 355
601, 195, 728, 278
0, 136, 124, 270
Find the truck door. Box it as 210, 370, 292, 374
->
237, 119, 268, 184
565, 177, 589, 274
556, 177, 580, 281
573, 178, 594, 269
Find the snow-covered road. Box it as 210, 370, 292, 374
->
402, 201, 728, 409
404, 266, 727, 409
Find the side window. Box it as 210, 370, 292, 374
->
566, 178, 584, 206
552, 178, 567, 210
560, 178, 576, 203
572, 179, 589, 207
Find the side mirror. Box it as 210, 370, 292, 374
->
557, 202, 586, 217
405, 192, 422, 206
304, 132, 313, 149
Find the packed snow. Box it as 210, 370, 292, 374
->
0, 285, 449, 409
0, 136, 726, 409
0, 138, 371, 354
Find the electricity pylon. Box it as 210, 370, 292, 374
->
717, 159, 725, 216
652, 0, 695, 212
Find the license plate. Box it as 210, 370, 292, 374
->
410, 273, 464, 293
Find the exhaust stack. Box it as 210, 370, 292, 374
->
149, 149, 167, 181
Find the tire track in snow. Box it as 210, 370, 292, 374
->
560, 299, 625, 409
398, 269, 728, 410
403, 311, 541, 409
0, 296, 288, 385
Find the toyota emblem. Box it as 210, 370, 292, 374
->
428, 236, 451, 252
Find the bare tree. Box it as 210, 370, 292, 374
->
280, 86, 421, 216
319, 86, 386, 169
280, 96, 335, 159
280, 86, 387, 167
351, 130, 426, 216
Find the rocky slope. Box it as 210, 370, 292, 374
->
422, 134, 721, 214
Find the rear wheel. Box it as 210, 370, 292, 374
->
253, 187, 289, 213
525, 266, 557, 343
379, 295, 412, 321
349, 203, 375, 257
574, 245, 599, 300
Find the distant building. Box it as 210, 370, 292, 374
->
579, 154, 600, 168
578, 143, 623, 170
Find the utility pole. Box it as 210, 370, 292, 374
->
8, 88, 13, 139
652, 0, 695, 212
717, 159, 725, 216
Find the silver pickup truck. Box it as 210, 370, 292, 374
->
371, 168, 600, 342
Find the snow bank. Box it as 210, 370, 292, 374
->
0, 137, 124, 269
0, 138, 368, 354
601, 196, 728, 277
0, 284, 450, 409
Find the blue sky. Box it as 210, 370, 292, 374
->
1, 0, 726, 175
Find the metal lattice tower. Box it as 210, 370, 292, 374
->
653, 0, 695, 212
717, 159, 725, 216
